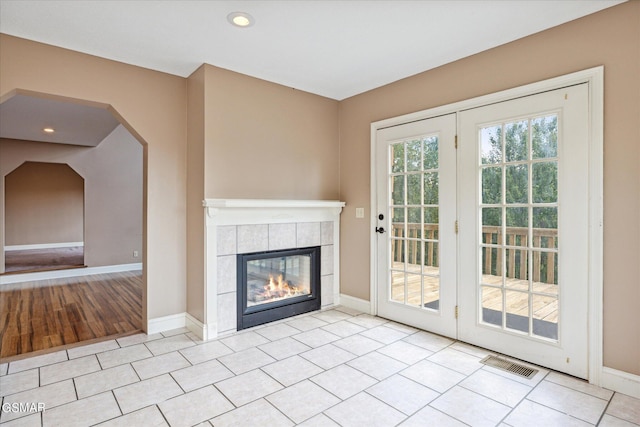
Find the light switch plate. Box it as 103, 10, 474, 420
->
355, 208, 365, 218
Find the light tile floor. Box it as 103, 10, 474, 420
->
1, 307, 638, 427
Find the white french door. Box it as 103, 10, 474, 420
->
375, 83, 592, 378
376, 113, 457, 338
458, 84, 589, 378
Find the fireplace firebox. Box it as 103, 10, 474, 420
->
237, 246, 321, 330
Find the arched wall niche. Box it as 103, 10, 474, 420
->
5, 161, 84, 247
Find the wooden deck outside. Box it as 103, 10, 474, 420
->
390, 222, 559, 328
390, 262, 558, 324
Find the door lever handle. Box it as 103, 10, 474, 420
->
375, 227, 386, 234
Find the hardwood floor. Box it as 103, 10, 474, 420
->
0, 271, 142, 359
3, 246, 85, 274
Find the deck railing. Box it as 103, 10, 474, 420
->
391, 223, 558, 284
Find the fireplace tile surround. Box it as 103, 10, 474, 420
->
199, 199, 345, 341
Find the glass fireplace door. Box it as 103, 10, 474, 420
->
237, 246, 321, 330
246, 254, 312, 308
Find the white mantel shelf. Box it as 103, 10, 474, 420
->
203, 199, 345, 209
203, 199, 345, 225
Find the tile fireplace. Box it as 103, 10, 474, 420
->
196, 199, 345, 341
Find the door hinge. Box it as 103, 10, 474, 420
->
455, 305, 459, 319
455, 135, 458, 149
454, 220, 459, 234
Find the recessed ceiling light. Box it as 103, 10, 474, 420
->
43, 127, 55, 133
227, 12, 254, 28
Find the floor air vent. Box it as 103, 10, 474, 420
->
480, 355, 538, 379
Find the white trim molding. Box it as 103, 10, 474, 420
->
601, 367, 640, 399
0, 263, 142, 285
203, 199, 344, 210
5, 242, 84, 251
203, 199, 345, 225
339, 294, 374, 315
183, 312, 238, 340
147, 313, 187, 335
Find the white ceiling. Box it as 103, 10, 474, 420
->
0, 94, 120, 146
0, 0, 625, 101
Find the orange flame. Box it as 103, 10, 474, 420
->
264, 274, 300, 299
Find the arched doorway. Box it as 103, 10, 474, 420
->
0, 91, 147, 358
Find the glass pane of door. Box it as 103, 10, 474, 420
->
478, 114, 559, 340
389, 135, 440, 311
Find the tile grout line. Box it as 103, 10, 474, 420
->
421, 343, 481, 426
110, 389, 125, 421
263, 397, 298, 426
210, 380, 240, 419
492, 363, 551, 426
594, 391, 615, 426
156, 403, 172, 427
544, 376, 615, 401
534, 377, 613, 424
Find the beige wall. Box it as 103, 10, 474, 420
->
202, 64, 339, 200
4, 161, 84, 246
186, 66, 206, 321
1, 125, 143, 267
339, 2, 640, 375
0, 34, 187, 321
184, 64, 340, 323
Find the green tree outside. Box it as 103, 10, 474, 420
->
391, 115, 559, 282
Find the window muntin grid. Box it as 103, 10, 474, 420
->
389, 134, 441, 310
478, 114, 559, 340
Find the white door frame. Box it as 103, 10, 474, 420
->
370, 66, 603, 385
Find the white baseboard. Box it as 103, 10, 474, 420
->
339, 294, 373, 314
5, 242, 84, 251
0, 263, 142, 285
154, 312, 218, 341
185, 313, 203, 338
185, 313, 217, 341
148, 313, 187, 335
600, 367, 640, 399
